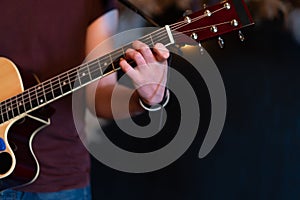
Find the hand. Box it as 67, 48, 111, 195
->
119, 41, 169, 105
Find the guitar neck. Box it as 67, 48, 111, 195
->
0, 26, 174, 124
0, 0, 254, 124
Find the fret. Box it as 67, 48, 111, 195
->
77, 65, 91, 86
67, 71, 74, 91
50, 80, 55, 99
29, 87, 39, 109
36, 84, 46, 105
67, 69, 78, 90
112, 48, 124, 70
89, 60, 102, 80
121, 47, 125, 57
0, 110, 3, 124
97, 58, 103, 77
149, 34, 154, 46
60, 73, 73, 94
58, 77, 64, 95
86, 63, 92, 81
0, 103, 4, 123
9, 98, 15, 118
11, 95, 20, 117
23, 89, 32, 112
3, 101, 9, 122
139, 36, 149, 47
44, 80, 54, 102
51, 78, 63, 98
109, 54, 115, 71
101, 56, 110, 72
6, 100, 13, 120
16, 93, 25, 114
73, 69, 82, 89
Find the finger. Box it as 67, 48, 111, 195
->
132, 40, 156, 63
119, 58, 137, 80
153, 43, 170, 62
125, 48, 147, 66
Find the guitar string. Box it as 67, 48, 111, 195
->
0, 27, 173, 117
0, 24, 211, 120
0, 20, 217, 120
0, 34, 171, 121
0, 2, 232, 121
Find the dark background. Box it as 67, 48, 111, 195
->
90, 1, 300, 199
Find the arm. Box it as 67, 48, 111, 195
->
85, 9, 169, 119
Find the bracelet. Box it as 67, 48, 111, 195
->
139, 89, 170, 112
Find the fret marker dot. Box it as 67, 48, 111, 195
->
40, 99, 44, 103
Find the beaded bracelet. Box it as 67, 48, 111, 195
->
139, 89, 170, 112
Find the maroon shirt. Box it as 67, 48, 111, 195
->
0, 0, 115, 192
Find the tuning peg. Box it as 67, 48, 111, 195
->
238, 30, 245, 42
198, 42, 204, 55
183, 10, 193, 17
218, 37, 224, 48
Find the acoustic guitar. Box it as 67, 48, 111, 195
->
0, 0, 253, 191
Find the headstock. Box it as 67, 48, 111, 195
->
170, 0, 254, 47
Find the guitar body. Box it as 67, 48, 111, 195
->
0, 57, 50, 191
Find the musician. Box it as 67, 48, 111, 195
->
0, 0, 169, 199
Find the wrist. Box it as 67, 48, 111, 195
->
139, 89, 170, 112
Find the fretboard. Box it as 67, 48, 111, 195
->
0, 26, 174, 124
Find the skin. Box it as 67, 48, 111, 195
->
85, 9, 169, 119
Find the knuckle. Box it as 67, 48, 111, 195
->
133, 52, 143, 62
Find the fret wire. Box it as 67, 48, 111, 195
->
1, 101, 6, 122
44, 81, 51, 102
41, 83, 47, 104
15, 94, 23, 114
9, 98, 14, 119
67, 71, 73, 91
0, 105, 4, 123
50, 79, 55, 99
31, 87, 38, 107
97, 58, 103, 75
86, 63, 92, 81
15, 95, 20, 116
76, 69, 82, 88
43, 80, 53, 102
34, 86, 38, 106
5, 100, 9, 120
109, 54, 115, 70
36, 85, 43, 105
149, 34, 154, 46
22, 90, 27, 112
28, 89, 33, 110
1, 102, 5, 121
0, 103, 4, 123
58, 76, 64, 95
81, 64, 92, 84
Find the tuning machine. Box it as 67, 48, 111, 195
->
198, 42, 205, 55
238, 30, 245, 42
183, 10, 193, 17
218, 37, 225, 48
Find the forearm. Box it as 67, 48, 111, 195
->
86, 80, 144, 119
